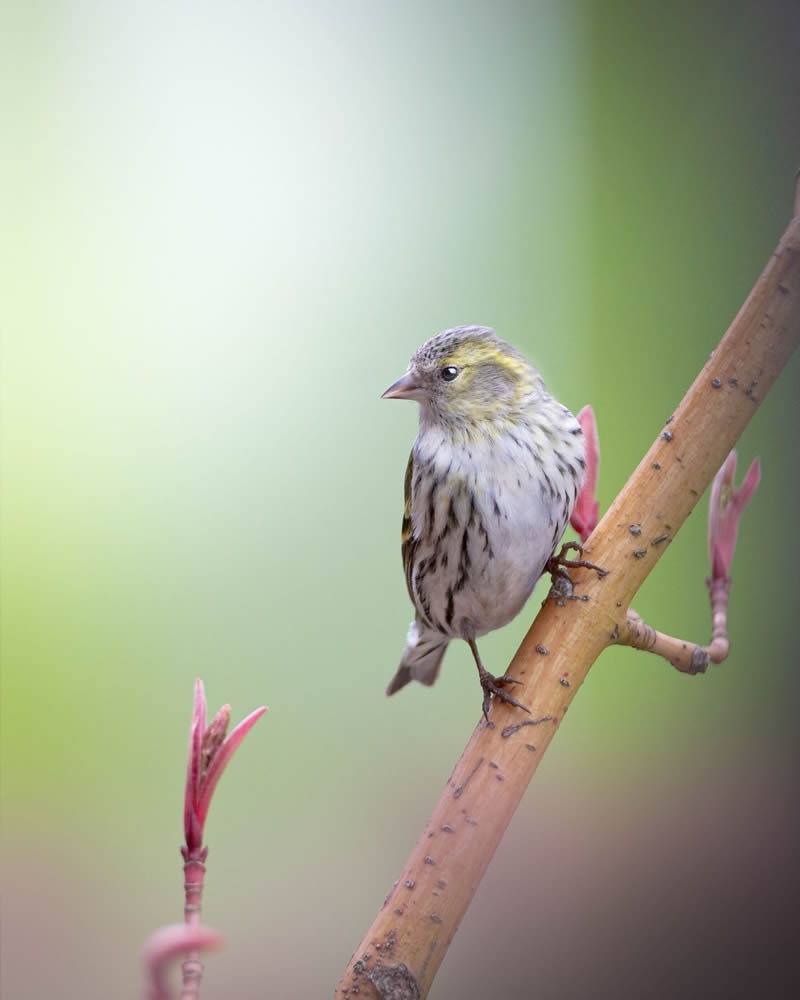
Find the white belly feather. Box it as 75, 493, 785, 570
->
408, 423, 579, 639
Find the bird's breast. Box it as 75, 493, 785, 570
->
408, 434, 569, 638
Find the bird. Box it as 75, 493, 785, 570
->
382, 325, 586, 719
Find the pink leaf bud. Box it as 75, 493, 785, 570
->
183, 680, 207, 853
708, 451, 760, 581
183, 680, 267, 853
195, 706, 267, 832
570, 405, 600, 543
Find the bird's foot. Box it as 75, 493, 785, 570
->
477, 667, 531, 722
546, 541, 608, 581
547, 565, 574, 600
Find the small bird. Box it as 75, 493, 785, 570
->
382, 326, 586, 718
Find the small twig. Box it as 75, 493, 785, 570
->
706, 575, 731, 663
613, 436, 760, 676
178, 684, 266, 998
180, 847, 209, 998
143, 683, 266, 1000
614, 575, 733, 673
615, 608, 709, 674
144, 926, 222, 1000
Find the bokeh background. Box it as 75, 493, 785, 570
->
2, 1, 799, 997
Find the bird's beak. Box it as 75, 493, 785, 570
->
381, 372, 425, 401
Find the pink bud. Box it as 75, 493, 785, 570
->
183, 680, 267, 853
195, 706, 267, 832
570, 405, 600, 543
708, 451, 760, 580
183, 680, 207, 852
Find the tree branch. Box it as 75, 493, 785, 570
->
706, 575, 732, 663
614, 573, 734, 676
336, 182, 800, 999
615, 607, 711, 675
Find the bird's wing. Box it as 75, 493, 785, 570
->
401, 449, 419, 603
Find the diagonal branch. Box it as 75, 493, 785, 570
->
336, 181, 800, 999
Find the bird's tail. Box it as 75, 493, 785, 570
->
386, 619, 449, 696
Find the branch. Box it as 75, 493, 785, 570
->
614, 575, 733, 675
706, 575, 732, 663
180, 686, 267, 998
613, 443, 761, 675
143, 926, 222, 1000
336, 182, 800, 998
615, 607, 711, 674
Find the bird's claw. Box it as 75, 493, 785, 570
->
478, 668, 531, 721
546, 541, 608, 581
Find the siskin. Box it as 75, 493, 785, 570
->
382, 326, 586, 718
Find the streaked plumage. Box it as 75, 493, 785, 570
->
382, 326, 585, 717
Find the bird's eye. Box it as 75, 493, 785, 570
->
440, 366, 459, 382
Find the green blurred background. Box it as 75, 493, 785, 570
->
2, 1, 799, 997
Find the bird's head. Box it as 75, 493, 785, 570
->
382, 326, 542, 428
